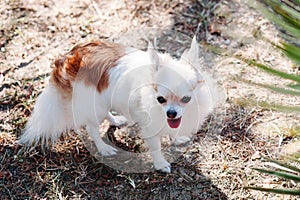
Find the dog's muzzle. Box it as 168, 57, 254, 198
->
166, 109, 181, 128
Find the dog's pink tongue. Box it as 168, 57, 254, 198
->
167, 117, 181, 129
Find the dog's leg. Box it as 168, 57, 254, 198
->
173, 136, 191, 145
107, 112, 128, 127
86, 124, 117, 156
144, 135, 171, 173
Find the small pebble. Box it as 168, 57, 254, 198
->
195, 174, 202, 181
189, 171, 195, 177
224, 39, 231, 45
177, 177, 184, 183
48, 25, 56, 33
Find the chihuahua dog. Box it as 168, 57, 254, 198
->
19, 37, 214, 173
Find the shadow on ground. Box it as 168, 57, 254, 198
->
0, 140, 227, 199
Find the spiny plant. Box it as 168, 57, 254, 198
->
239, 0, 300, 112
242, 0, 300, 196
245, 156, 300, 195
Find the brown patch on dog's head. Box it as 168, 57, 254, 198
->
51, 41, 125, 97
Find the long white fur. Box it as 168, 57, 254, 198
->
20, 38, 217, 173
20, 85, 73, 146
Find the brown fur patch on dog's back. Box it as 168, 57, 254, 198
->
51, 41, 125, 96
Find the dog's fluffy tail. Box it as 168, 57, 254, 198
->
19, 84, 72, 147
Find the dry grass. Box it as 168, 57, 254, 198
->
1, 0, 300, 199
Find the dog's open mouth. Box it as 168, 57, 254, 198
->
167, 117, 182, 129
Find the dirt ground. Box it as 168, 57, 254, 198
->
1, 0, 300, 199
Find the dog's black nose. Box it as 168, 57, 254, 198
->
167, 110, 177, 119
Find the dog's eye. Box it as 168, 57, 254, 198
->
180, 96, 191, 103
157, 96, 167, 104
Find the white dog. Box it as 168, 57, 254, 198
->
19, 37, 214, 173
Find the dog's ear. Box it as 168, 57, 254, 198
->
147, 41, 160, 71
180, 36, 199, 65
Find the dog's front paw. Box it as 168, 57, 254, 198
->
173, 136, 191, 145
108, 114, 128, 127
154, 159, 171, 173
100, 144, 117, 156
